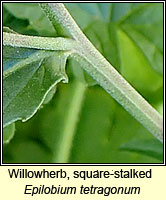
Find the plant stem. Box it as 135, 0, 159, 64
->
54, 81, 86, 163
40, 3, 163, 142
3, 32, 77, 51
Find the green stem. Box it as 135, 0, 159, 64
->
54, 81, 86, 163
3, 32, 77, 51
40, 3, 163, 142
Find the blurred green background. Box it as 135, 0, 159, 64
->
3, 3, 163, 163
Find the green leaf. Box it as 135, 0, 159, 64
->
118, 3, 163, 75
3, 123, 15, 144
3, 26, 17, 33
3, 40, 68, 127
3, 3, 56, 36
120, 139, 163, 161
3, 5, 34, 35
117, 28, 162, 93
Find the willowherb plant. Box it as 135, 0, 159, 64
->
3, 3, 163, 163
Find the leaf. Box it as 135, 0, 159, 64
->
119, 4, 163, 75
3, 3, 56, 36
65, 3, 111, 29
3, 26, 17, 33
3, 5, 34, 35
120, 139, 163, 161
3, 123, 15, 144
117, 29, 162, 93
3, 36, 69, 127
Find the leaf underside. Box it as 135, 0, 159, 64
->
3, 44, 68, 127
